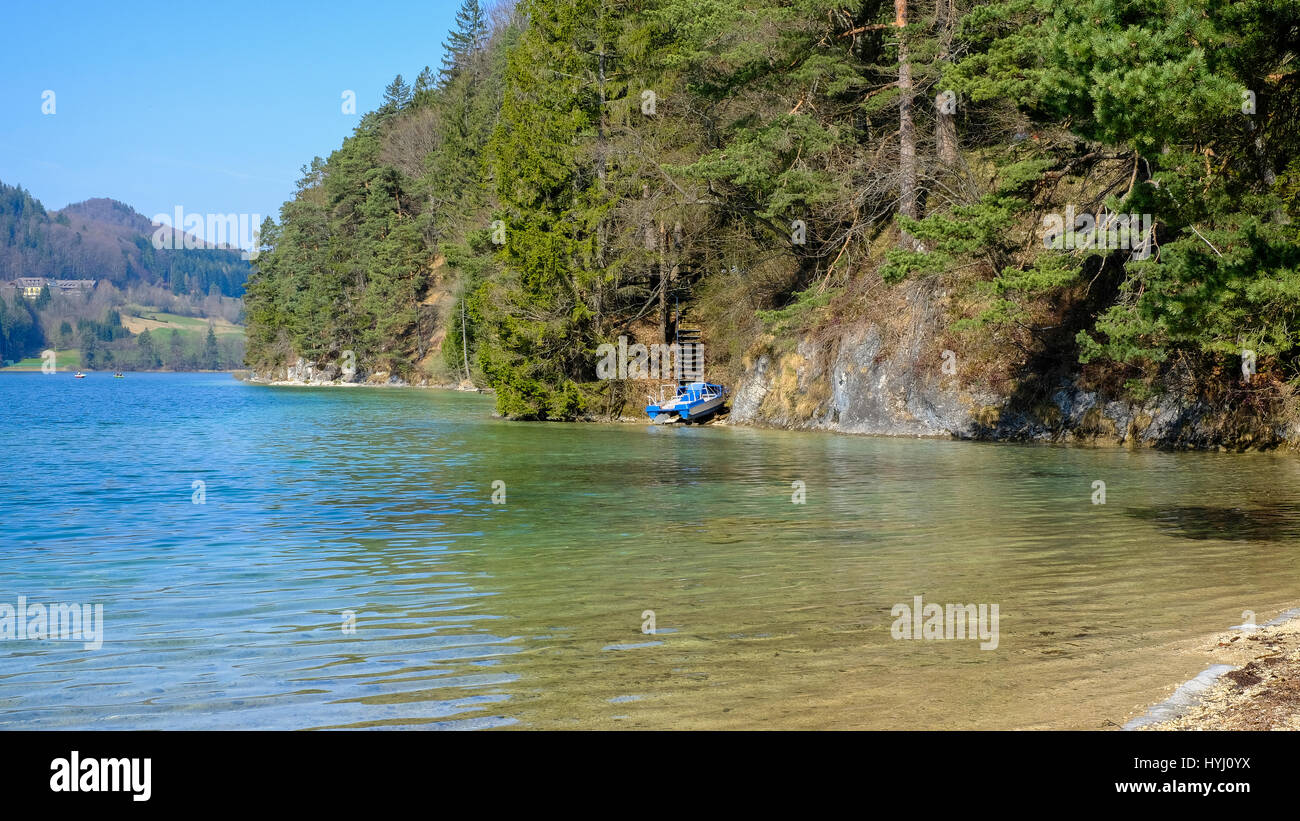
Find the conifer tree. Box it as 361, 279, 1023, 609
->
381, 75, 413, 115
440, 0, 489, 85
204, 324, 220, 370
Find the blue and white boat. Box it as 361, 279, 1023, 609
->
645, 381, 729, 423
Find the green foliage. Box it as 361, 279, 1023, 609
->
941, 0, 1300, 388
137, 328, 161, 368
756, 286, 835, 334
471, 0, 627, 417
440, 0, 490, 85
245, 5, 514, 387
948, 0, 1244, 155
204, 324, 220, 370
381, 75, 412, 116
880, 157, 1053, 285
1079, 217, 1300, 368
244, 0, 1300, 417
957, 255, 1081, 331
0, 294, 43, 363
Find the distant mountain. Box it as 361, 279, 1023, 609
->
0, 181, 253, 297
60, 197, 156, 234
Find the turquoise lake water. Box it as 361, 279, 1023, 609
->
1, 371, 1298, 729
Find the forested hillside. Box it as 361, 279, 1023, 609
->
0, 184, 250, 368
245, 0, 1300, 438
0, 183, 252, 298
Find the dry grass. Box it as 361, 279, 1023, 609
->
120, 313, 242, 336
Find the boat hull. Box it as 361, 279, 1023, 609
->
644, 383, 728, 422
678, 393, 725, 421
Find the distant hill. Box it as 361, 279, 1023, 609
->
60, 197, 156, 233
0, 181, 254, 297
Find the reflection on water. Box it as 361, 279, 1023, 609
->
1, 372, 1298, 729
1128, 504, 1300, 541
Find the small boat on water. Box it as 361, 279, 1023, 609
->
643, 312, 729, 423
74, 371, 86, 379
646, 381, 729, 423
113, 372, 124, 379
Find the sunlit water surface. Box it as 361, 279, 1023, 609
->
1, 372, 1298, 729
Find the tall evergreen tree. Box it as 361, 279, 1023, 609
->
381, 75, 413, 116
204, 324, 220, 370
412, 65, 438, 106
440, 0, 490, 85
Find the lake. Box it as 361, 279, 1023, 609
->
2, 372, 1298, 729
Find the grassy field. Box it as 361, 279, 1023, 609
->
120, 310, 244, 337
1, 307, 245, 371
146, 327, 205, 348
1, 349, 80, 371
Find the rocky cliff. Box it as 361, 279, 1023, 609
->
729, 285, 1300, 451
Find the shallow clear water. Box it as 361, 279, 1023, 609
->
1, 372, 1298, 729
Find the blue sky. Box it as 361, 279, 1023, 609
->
0, 1, 463, 247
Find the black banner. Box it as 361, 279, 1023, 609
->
0, 731, 1284, 809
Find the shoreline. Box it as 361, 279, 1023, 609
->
0, 367, 235, 374
1128, 607, 1300, 730
233, 369, 482, 392
235, 373, 1300, 451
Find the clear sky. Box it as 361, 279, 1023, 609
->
0, 1, 462, 248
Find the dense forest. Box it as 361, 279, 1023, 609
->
0, 294, 43, 363
245, 0, 1300, 426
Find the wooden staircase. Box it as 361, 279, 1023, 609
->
675, 324, 703, 386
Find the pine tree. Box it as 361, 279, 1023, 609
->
439, 0, 489, 85
381, 75, 412, 116
204, 324, 220, 370
168, 329, 184, 370
137, 328, 161, 369
479, 0, 630, 418
412, 65, 438, 106
896, 0, 917, 248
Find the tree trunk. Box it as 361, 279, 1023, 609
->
461, 297, 471, 382
936, 106, 958, 168
896, 0, 917, 248
595, 40, 608, 268
658, 221, 670, 343
935, 0, 958, 167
